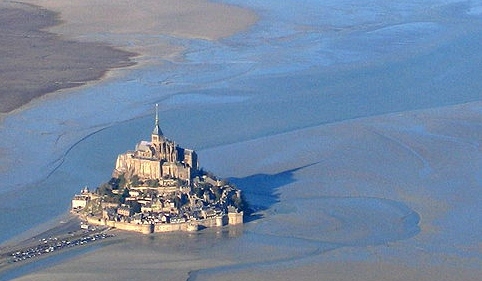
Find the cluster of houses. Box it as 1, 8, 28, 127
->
72, 174, 244, 233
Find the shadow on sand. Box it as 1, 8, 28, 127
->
228, 163, 421, 246
228, 163, 318, 222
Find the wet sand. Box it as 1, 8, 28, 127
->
0, 215, 80, 269
26, 0, 258, 42
1, 0, 481, 280
21, 0, 258, 68
3, 101, 482, 281
0, 0, 259, 278
0, 0, 257, 114
0, 2, 135, 114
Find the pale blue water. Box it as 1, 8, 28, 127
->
1, 1, 482, 272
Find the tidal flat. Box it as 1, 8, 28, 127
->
1, 0, 482, 280
0, 1, 135, 114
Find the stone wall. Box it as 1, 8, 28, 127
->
86, 216, 153, 234
228, 212, 244, 225
115, 153, 162, 180
84, 214, 242, 234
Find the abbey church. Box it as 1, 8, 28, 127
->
114, 105, 198, 182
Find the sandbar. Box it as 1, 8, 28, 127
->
0, 2, 135, 114
25, 0, 258, 42
0, 0, 257, 114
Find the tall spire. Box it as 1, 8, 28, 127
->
155, 103, 159, 126
152, 103, 163, 136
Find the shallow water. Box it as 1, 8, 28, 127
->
1, 0, 482, 279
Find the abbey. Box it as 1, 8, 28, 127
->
114, 105, 198, 182
72, 105, 245, 234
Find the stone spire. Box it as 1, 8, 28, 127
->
152, 103, 163, 136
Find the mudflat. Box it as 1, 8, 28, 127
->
0, 0, 258, 114
0, 2, 135, 114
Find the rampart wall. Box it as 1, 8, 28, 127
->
84, 213, 242, 234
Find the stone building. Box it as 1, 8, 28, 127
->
114, 105, 198, 183
117, 205, 134, 217
71, 187, 91, 210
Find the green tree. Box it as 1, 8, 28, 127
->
129, 201, 142, 213
230, 193, 248, 211
97, 183, 113, 196
180, 193, 188, 206
193, 186, 203, 198
108, 177, 119, 190
212, 186, 222, 202
118, 174, 127, 188
130, 175, 141, 186
174, 197, 180, 208
146, 179, 160, 187
120, 188, 130, 204
103, 194, 121, 204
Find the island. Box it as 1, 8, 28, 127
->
71, 105, 245, 234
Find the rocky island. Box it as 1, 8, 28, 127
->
71, 105, 245, 234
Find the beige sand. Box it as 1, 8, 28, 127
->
0, 0, 257, 114
23, 0, 258, 62
0, 2, 135, 114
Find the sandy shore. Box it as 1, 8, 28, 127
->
25, 0, 258, 42
0, 2, 135, 114
0, 0, 257, 114
0, 214, 119, 281
0, 215, 81, 267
